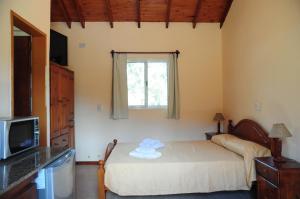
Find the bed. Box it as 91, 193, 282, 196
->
98, 119, 275, 199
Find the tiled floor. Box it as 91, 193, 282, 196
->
76, 165, 99, 199
75, 165, 255, 199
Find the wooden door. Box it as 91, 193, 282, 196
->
14, 36, 32, 116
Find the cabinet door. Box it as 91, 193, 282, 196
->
257, 176, 279, 199
50, 65, 60, 138
51, 134, 69, 149
59, 69, 70, 135
68, 71, 74, 125
66, 71, 75, 148
69, 127, 75, 148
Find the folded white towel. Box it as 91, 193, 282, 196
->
129, 138, 164, 159
129, 150, 162, 159
135, 147, 156, 154
139, 138, 165, 149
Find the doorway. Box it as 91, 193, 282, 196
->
13, 27, 32, 116
11, 11, 47, 146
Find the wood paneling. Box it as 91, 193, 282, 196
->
72, 0, 86, 28
57, 0, 72, 28
192, 0, 203, 28
136, 0, 141, 28
104, 0, 114, 28
51, 0, 232, 28
220, 0, 233, 28
165, 0, 172, 28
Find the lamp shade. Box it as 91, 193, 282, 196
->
213, 113, 225, 121
269, 123, 292, 138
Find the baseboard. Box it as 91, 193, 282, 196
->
76, 161, 98, 165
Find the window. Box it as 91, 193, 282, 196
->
127, 60, 168, 108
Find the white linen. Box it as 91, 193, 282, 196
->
129, 139, 164, 159
135, 147, 156, 153
105, 141, 249, 196
129, 148, 161, 159
139, 138, 165, 149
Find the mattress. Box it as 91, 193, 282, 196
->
104, 140, 249, 196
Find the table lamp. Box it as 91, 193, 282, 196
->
213, 113, 225, 134
269, 123, 292, 162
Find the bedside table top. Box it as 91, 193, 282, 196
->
255, 157, 300, 170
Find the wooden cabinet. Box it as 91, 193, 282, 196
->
255, 157, 300, 199
50, 63, 75, 148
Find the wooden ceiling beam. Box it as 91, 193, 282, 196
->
104, 0, 114, 28
57, 0, 72, 28
137, 0, 141, 28
72, 0, 85, 28
220, 0, 233, 29
192, 0, 203, 29
166, 0, 172, 28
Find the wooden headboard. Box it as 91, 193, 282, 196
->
228, 119, 272, 149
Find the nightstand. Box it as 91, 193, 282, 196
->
205, 132, 220, 140
255, 157, 300, 199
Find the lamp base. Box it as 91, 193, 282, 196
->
217, 122, 221, 134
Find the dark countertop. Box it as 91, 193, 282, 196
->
0, 147, 71, 196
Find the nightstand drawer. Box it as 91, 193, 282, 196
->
256, 162, 279, 186
257, 175, 279, 199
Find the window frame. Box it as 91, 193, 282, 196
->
127, 58, 168, 109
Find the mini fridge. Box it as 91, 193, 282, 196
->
36, 149, 76, 199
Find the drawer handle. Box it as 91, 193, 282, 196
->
62, 139, 67, 142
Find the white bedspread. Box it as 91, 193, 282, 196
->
105, 141, 249, 196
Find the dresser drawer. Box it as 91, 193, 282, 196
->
256, 161, 279, 186
51, 134, 69, 148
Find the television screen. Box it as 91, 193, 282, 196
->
50, 30, 68, 66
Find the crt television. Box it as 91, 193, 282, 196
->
50, 30, 68, 66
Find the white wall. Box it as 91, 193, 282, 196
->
51, 22, 223, 161
222, 0, 300, 161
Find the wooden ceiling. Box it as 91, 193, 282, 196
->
51, 0, 233, 29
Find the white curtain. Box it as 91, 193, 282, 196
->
112, 53, 128, 119
167, 54, 180, 119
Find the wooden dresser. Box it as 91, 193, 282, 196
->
50, 62, 75, 149
255, 157, 300, 199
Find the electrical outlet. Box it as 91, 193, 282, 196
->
255, 102, 262, 112
78, 43, 86, 48
97, 104, 102, 112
